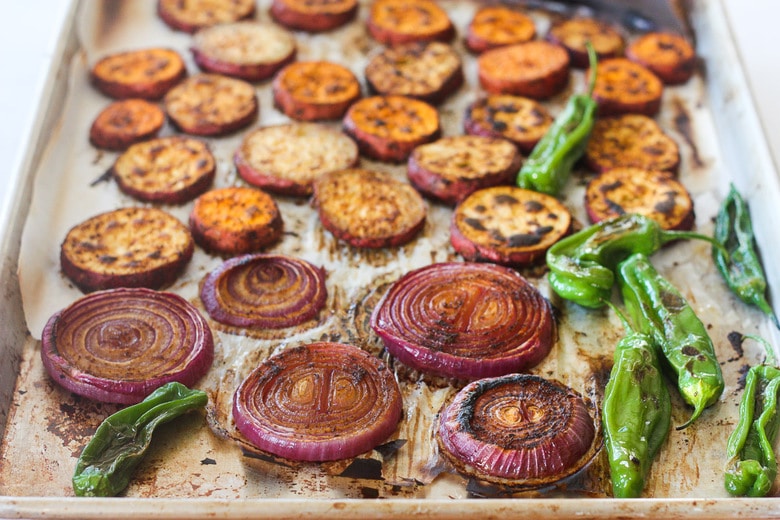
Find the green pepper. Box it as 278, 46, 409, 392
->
516, 44, 597, 195
725, 334, 780, 497
713, 184, 778, 328
547, 213, 724, 309
602, 301, 671, 498
618, 253, 724, 429
72, 382, 208, 497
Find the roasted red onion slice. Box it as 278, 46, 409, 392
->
41, 288, 214, 404
200, 254, 327, 329
233, 342, 403, 461
437, 374, 597, 487
370, 262, 554, 380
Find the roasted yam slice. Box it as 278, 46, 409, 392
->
272, 61, 361, 121
111, 136, 216, 204
189, 187, 283, 256
367, 0, 455, 46
477, 41, 570, 99
234, 122, 359, 196
89, 99, 165, 151
191, 22, 297, 82
91, 48, 186, 100
591, 58, 663, 117
164, 73, 258, 136
451, 186, 571, 266
464, 94, 553, 154
158, 0, 255, 33
584, 114, 680, 174
626, 32, 696, 85
584, 167, 694, 231
465, 6, 536, 54
546, 17, 625, 68
312, 168, 426, 248
343, 95, 440, 162
407, 135, 521, 205
270, 0, 358, 32
365, 41, 463, 105
60, 207, 194, 293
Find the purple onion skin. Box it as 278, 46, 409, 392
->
41, 288, 214, 404
200, 254, 327, 329
233, 342, 403, 462
370, 262, 554, 380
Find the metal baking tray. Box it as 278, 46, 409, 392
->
3, 0, 780, 517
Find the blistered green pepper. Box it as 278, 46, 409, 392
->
618, 253, 724, 429
516, 44, 597, 195
547, 213, 724, 309
713, 185, 778, 328
602, 302, 671, 498
73, 382, 208, 497
725, 334, 780, 497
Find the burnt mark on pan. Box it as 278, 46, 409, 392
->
671, 96, 705, 169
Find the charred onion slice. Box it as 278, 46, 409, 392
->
370, 262, 554, 380
233, 342, 403, 461
41, 288, 214, 405
200, 254, 327, 329
437, 374, 596, 486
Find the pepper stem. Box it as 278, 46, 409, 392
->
604, 299, 634, 334
585, 41, 598, 98
742, 333, 778, 367
661, 229, 730, 259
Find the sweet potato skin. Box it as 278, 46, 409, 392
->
89, 99, 165, 151
463, 94, 553, 154
477, 41, 570, 99
367, 0, 455, 46
270, 0, 358, 32
546, 17, 625, 68
157, 0, 256, 33
465, 6, 536, 54
343, 95, 441, 163
189, 187, 284, 256
60, 207, 194, 293
626, 32, 696, 85
91, 48, 187, 100
273, 61, 361, 121
591, 58, 664, 117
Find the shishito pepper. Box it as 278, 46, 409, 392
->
618, 253, 724, 429
602, 302, 671, 498
546, 213, 724, 309
516, 44, 597, 195
713, 184, 778, 328
725, 334, 780, 497
72, 382, 208, 497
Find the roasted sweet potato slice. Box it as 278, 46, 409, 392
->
464, 94, 553, 154
164, 73, 258, 136
270, 0, 358, 32
234, 122, 359, 197
312, 168, 426, 248
407, 135, 521, 205
626, 32, 696, 85
89, 99, 165, 151
477, 40, 570, 99
157, 0, 255, 33
365, 41, 463, 105
591, 58, 663, 116
343, 95, 440, 162
584, 114, 680, 174
111, 136, 216, 204
465, 6, 536, 54
190, 187, 284, 256
450, 186, 571, 266
60, 207, 194, 293
273, 61, 361, 121
367, 0, 455, 46
584, 167, 694, 230
91, 48, 186, 100
546, 17, 625, 68
191, 21, 297, 82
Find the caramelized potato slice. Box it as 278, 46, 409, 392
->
547, 17, 624, 68
270, 0, 358, 32
464, 94, 553, 154
626, 32, 696, 85
273, 61, 361, 121
591, 58, 663, 116
157, 0, 255, 33
478, 41, 570, 99
367, 0, 455, 46
89, 99, 165, 151
466, 6, 536, 54
91, 48, 186, 100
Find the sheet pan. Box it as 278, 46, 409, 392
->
3, 0, 780, 517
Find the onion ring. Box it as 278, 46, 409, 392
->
41, 288, 214, 404
370, 262, 554, 380
233, 342, 403, 461
200, 254, 327, 329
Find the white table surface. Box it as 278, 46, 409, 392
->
0, 1, 778, 227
